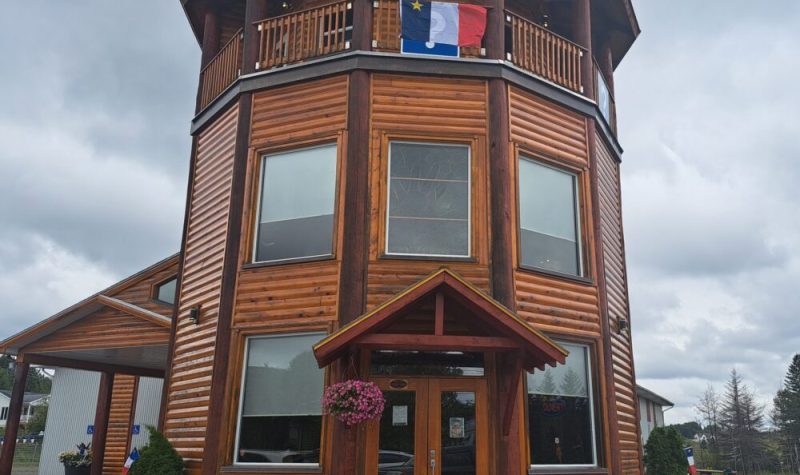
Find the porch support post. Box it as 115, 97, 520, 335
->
351, 0, 373, 51
91, 371, 115, 475
242, 0, 269, 74
0, 361, 29, 475
330, 67, 371, 475
573, 0, 594, 100
485, 0, 505, 59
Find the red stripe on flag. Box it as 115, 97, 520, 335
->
457, 4, 487, 47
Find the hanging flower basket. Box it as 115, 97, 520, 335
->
322, 379, 385, 427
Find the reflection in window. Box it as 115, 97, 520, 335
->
527, 343, 596, 466
387, 142, 470, 257
254, 144, 337, 263
235, 333, 325, 465
518, 158, 581, 276
155, 277, 177, 305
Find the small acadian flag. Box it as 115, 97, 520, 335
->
121, 447, 139, 474
401, 0, 487, 47
684, 446, 697, 475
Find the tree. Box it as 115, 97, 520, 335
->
671, 421, 702, 440
697, 384, 721, 445
24, 402, 48, 435
128, 425, 183, 475
0, 355, 52, 394
719, 369, 765, 474
774, 354, 800, 474
644, 426, 687, 475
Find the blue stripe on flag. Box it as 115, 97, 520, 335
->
401, 0, 431, 43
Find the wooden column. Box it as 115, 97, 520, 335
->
242, 0, 269, 74
201, 93, 254, 475
91, 372, 115, 475
485, 0, 505, 59
587, 122, 622, 471
330, 69, 371, 475
0, 361, 29, 475
572, 0, 594, 100
351, 0, 373, 51
599, 42, 615, 97
201, 7, 221, 68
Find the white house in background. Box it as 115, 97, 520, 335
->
0, 389, 48, 429
637, 385, 674, 445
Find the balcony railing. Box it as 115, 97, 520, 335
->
198, 29, 243, 110
255, 1, 353, 71
505, 11, 585, 94
372, 0, 483, 57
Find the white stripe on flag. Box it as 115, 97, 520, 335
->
430, 2, 459, 45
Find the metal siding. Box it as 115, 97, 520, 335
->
39, 369, 100, 475
129, 377, 164, 451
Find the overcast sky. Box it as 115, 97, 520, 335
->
1, 1, 798, 425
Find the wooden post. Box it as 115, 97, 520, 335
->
242, 0, 269, 74
599, 42, 614, 97
201, 7, 221, 68
330, 68, 371, 475
572, 0, 593, 100
0, 361, 29, 475
485, 0, 505, 59
351, 0, 374, 51
91, 372, 115, 475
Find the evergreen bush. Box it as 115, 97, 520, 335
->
128, 425, 183, 475
644, 426, 686, 475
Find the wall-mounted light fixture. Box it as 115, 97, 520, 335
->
189, 306, 201, 325
618, 316, 629, 333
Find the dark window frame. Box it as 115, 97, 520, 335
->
152, 276, 178, 306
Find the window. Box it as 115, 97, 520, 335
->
235, 332, 325, 466
1, 406, 8, 420
386, 142, 470, 257
155, 277, 177, 305
527, 342, 597, 466
518, 158, 582, 276
254, 144, 337, 263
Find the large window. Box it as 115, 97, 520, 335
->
518, 158, 582, 276
386, 142, 470, 257
254, 144, 337, 263
235, 332, 325, 466
527, 342, 597, 466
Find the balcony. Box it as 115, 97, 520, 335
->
195, 0, 617, 126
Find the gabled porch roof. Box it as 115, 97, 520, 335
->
314, 268, 568, 371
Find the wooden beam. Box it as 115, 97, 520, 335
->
242, 0, 269, 74
434, 292, 445, 336
351, 0, 373, 51
502, 352, 523, 435
91, 372, 115, 475
358, 334, 518, 352
95, 295, 171, 328
21, 353, 165, 379
0, 362, 29, 475
484, 0, 505, 59
572, 0, 594, 100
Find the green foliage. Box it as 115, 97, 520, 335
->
773, 354, 800, 473
0, 355, 52, 394
644, 427, 687, 475
25, 402, 48, 435
670, 421, 702, 439
128, 425, 183, 475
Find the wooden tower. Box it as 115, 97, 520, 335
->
162, 0, 642, 473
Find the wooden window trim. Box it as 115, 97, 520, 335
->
513, 145, 594, 282
521, 336, 604, 470
224, 324, 334, 471
376, 132, 485, 262
244, 133, 345, 268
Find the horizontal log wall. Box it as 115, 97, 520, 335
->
162, 103, 239, 472
367, 75, 490, 309
102, 375, 137, 475
111, 259, 180, 317
596, 134, 642, 474
23, 308, 170, 353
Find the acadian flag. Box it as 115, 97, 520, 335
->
401, 0, 487, 48
121, 447, 139, 474
684, 447, 697, 475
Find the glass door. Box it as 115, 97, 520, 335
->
367, 378, 488, 475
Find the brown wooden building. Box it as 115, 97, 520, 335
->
1, 0, 641, 473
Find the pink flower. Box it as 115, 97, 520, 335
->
322, 380, 386, 427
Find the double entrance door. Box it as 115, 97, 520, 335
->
366, 377, 488, 475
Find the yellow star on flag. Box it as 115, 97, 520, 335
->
411, 0, 423, 11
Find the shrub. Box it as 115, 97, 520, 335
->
128, 426, 183, 475
644, 426, 687, 475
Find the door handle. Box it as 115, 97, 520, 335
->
430, 449, 436, 474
